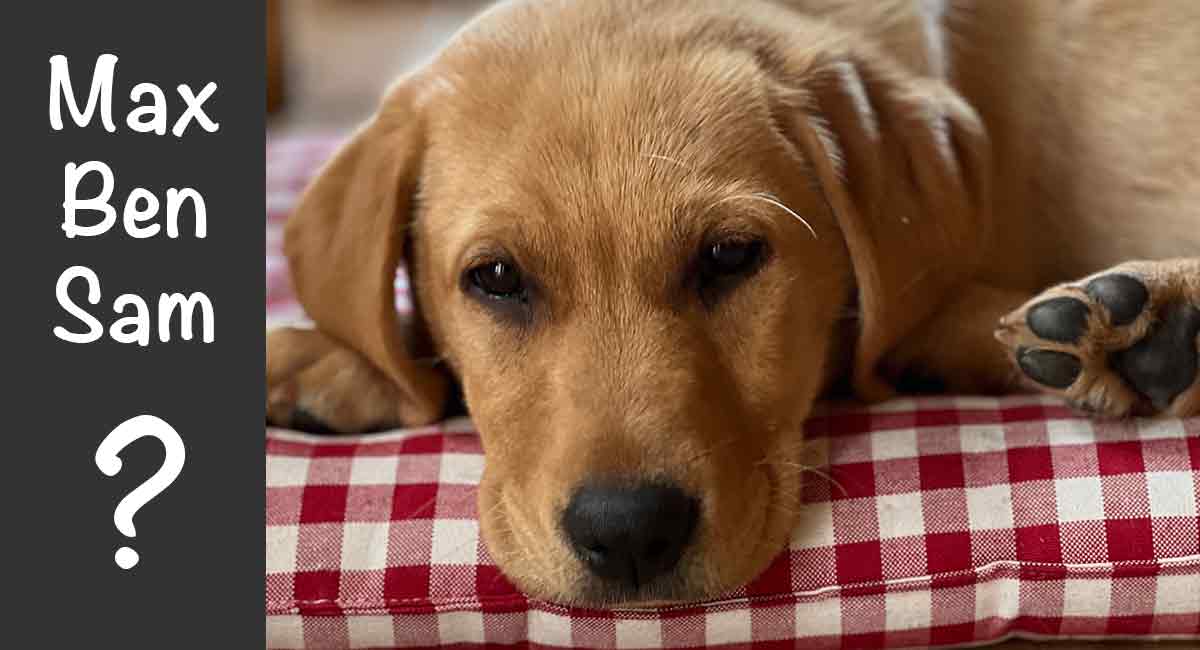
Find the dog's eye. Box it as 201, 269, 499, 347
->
694, 237, 767, 305
701, 239, 765, 278
468, 260, 525, 299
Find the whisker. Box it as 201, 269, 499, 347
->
642, 153, 696, 173
801, 466, 847, 497
683, 437, 739, 467
765, 499, 805, 518
716, 193, 820, 240
397, 494, 438, 518
773, 461, 848, 497
758, 439, 849, 497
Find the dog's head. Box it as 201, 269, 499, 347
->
285, 0, 988, 604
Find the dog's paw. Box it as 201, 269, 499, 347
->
267, 327, 406, 433
995, 260, 1200, 418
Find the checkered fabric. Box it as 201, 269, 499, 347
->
266, 135, 1200, 649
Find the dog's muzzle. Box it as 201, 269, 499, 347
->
561, 482, 699, 589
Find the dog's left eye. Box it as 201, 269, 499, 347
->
705, 240, 761, 274
468, 260, 525, 299
700, 238, 766, 279
695, 237, 768, 304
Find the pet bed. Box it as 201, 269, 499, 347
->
266, 135, 1200, 649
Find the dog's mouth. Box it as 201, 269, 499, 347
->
483, 463, 796, 607
572, 559, 702, 607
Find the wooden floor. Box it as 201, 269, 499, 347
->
267, 3, 1197, 648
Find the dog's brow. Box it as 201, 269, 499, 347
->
713, 192, 819, 240
640, 154, 819, 240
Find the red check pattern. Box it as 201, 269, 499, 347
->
266, 135, 1200, 649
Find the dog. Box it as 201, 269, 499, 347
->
266, 0, 1200, 605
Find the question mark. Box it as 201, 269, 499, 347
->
95, 414, 186, 570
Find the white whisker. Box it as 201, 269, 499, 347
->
642, 153, 696, 173
717, 193, 819, 240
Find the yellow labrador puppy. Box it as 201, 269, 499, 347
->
267, 0, 1200, 604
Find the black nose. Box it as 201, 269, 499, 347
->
562, 483, 699, 588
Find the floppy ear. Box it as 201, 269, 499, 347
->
283, 84, 450, 426
776, 48, 992, 400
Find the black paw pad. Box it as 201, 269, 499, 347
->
1086, 274, 1149, 326
290, 408, 336, 434
1112, 303, 1200, 410
1017, 347, 1082, 388
1027, 297, 1090, 343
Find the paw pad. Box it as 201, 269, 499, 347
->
1026, 297, 1090, 343
1017, 347, 1082, 388
1112, 302, 1200, 410
1085, 274, 1148, 326
998, 267, 1200, 417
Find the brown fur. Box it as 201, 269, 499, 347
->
267, 0, 1200, 604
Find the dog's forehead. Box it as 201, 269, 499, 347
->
418, 49, 785, 246
419, 129, 785, 292
421, 6, 772, 167
405, 3, 820, 299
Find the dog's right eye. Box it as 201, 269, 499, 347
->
466, 260, 526, 300
695, 237, 768, 301
703, 240, 765, 277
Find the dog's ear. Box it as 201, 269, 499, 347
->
284, 82, 449, 426
774, 47, 992, 400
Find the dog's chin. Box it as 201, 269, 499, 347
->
489, 467, 803, 608
490, 530, 762, 608
482, 461, 805, 607
568, 578, 700, 609
552, 498, 798, 607
561, 533, 787, 607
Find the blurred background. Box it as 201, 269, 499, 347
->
267, 0, 492, 135
265, 1, 495, 328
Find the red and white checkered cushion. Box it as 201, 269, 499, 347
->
266, 135, 1200, 649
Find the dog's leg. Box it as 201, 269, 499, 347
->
995, 258, 1200, 418
882, 284, 1035, 395
267, 327, 412, 433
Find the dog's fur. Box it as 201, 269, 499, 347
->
267, 0, 1200, 604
